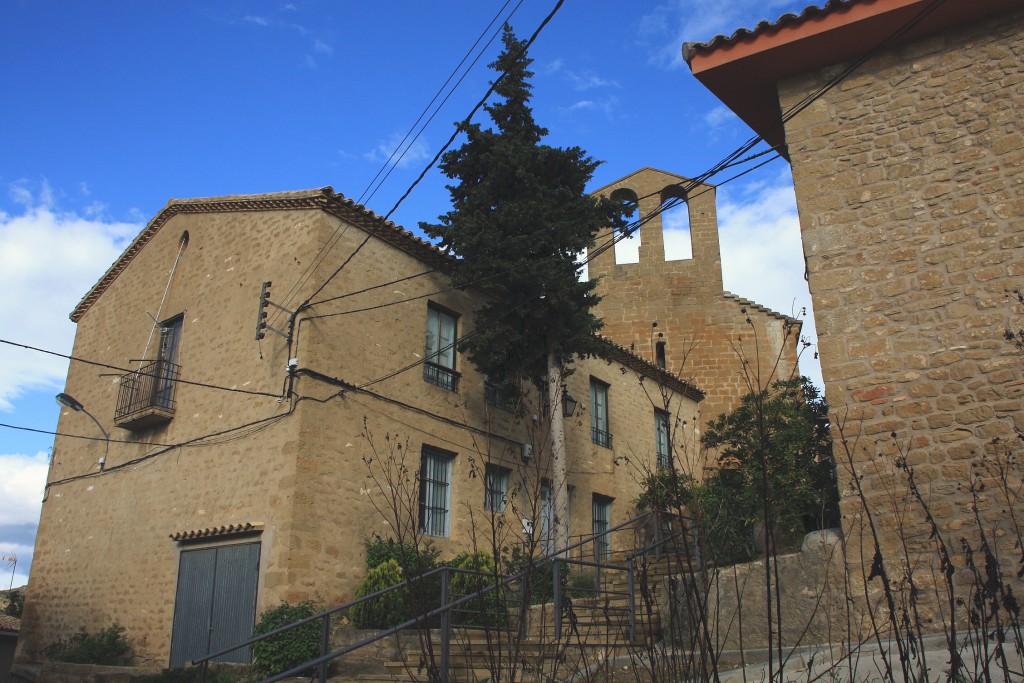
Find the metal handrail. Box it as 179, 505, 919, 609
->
196, 509, 696, 683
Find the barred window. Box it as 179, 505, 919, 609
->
419, 447, 455, 537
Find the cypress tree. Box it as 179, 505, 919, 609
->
421, 26, 627, 552
421, 26, 625, 392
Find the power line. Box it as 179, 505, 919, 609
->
296, 367, 523, 452
42, 412, 292, 490
294, 0, 569, 315
357, 0, 525, 207
0, 421, 174, 446
269, 0, 526, 323
0, 338, 284, 399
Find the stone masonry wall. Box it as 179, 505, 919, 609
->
779, 9, 1024, 614
15, 205, 327, 665
17, 195, 703, 667
591, 168, 801, 472
279, 211, 703, 604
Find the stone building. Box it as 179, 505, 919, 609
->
686, 0, 1023, 616
16, 186, 713, 668
16, 157, 804, 668
590, 167, 802, 466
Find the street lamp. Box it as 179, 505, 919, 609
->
56, 392, 110, 471
562, 389, 579, 418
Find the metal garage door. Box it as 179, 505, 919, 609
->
169, 542, 260, 668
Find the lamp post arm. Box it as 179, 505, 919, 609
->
81, 408, 111, 469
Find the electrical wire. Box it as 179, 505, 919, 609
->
0, 338, 284, 399
302, 150, 784, 324
268, 0, 526, 324
295, 367, 522, 452
42, 412, 292, 490
0, 422, 175, 446
293, 0, 568, 316
357, 0, 525, 207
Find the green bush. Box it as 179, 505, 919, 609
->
447, 551, 507, 627
504, 547, 568, 606
250, 600, 321, 679
365, 535, 439, 574
43, 622, 131, 665
567, 570, 596, 599
3, 591, 23, 618
137, 665, 242, 683
635, 469, 695, 512
350, 559, 409, 629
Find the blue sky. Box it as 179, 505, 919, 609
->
0, 0, 820, 588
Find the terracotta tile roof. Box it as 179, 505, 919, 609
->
0, 614, 20, 634
170, 522, 264, 542
682, 0, 853, 63
597, 335, 705, 402
70, 188, 454, 322
723, 291, 803, 326
683, 0, 1021, 152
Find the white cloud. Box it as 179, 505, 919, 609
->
568, 72, 619, 92
364, 133, 431, 170
0, 450, 49, 587
543, 58, 565, 75
313, 39, 333, 56
717, 174, 822, 387
0, 452, 48, 527
662, 203, 693, 260
243, 15, 269, 26
561, 96, 618, 119
638, 0, 810, 69
703, 105, 735, 129
1, 543, 33, 590
0, 185, 140, 410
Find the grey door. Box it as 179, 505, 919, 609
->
169, 542, 260, 668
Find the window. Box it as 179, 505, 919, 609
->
419, 447, 454, 537
655, 410, 671, 469
590, 378, 612, 448
592, 495, 612, 560
539, 480, 554, 554
484, 464, 509, 512
484, 376, 517, 410
424, 305, 460, 391
154, 315, 184, 408
115, 314, 183, 429
655, 341, 667, 370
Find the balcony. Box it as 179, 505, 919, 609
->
114, 360, 180, 430
591, 428, 613, 449
423, 361, 460, 392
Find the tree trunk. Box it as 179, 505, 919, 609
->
547, 348, 570, 556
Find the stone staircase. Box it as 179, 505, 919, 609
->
338, 555, 680, 683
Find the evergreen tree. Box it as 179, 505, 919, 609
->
421, 26, 627, 553
700, 377, 839, 552
420, 26, 626, 391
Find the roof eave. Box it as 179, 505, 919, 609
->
685, 0, 1022, 153
69, 188, 454, 323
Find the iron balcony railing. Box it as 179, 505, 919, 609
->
423, 361, 460, 392
592, 427, 613, 448
114, 360, 180, 429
